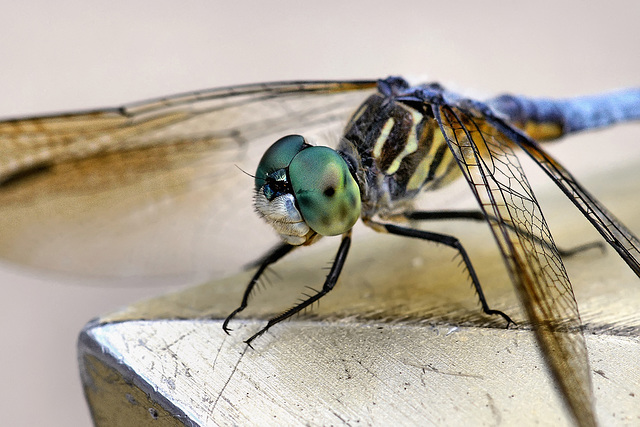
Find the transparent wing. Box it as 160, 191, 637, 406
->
434, 104, 595, 426
494, 121, 640, 275
0, 80, 376, 284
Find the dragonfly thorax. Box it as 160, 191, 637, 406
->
254, 135, 361, 245
339, 91, 462, 220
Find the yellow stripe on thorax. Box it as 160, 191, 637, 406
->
373, 118, 395, 158
406, 124, 441, 191
384, 108, 423, 175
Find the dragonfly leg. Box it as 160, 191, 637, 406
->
384, 222, 515, 327
222, 243, 294, 334
243, 232, 352, 347
405, 210, 604, 257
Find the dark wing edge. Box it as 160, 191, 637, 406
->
0, 80, 378, 184
0, 79, 378, 122
433, 104, 596, 427
121, 80, 379, 116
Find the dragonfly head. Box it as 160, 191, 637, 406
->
254, 135, 361, 245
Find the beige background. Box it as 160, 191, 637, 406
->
0, 1, 638, 426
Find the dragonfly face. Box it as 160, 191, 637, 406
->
254, 134, 361, 245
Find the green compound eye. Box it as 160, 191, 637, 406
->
255, 135, 307, 191
289, 146, 361, 236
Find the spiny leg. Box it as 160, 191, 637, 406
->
384, 222, 515, 327
244, 232, 352, 347
405, 210, 604, 257
223, 242, 294, 334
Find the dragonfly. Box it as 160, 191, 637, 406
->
1, 77, 639, 426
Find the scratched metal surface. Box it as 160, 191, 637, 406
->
81, 322, 639, 426
80, 160, 640, 426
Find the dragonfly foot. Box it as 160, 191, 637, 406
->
486, 309, 517, 328
244, 328, 267, 347
222, 311, 240, 335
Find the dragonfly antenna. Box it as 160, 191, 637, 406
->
234, 164, 256, 179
